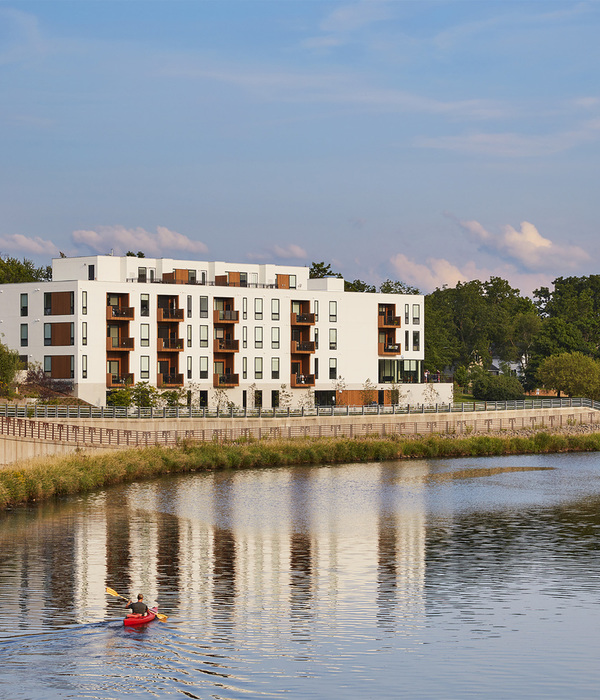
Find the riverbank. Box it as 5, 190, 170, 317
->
2, 428, 600, 509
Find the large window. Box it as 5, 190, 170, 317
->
187, 324, 192, 347
140, 294, 149, 317
271, 357, 280, 379
199, 356, 208, 379
187, 356, 192, 379
412, 331, 420, 351
243, 326, 248, 348
405, 304, 409, 324
255, 326, 263, 348
20, 293, 28, 317
243, 356, 248, 379
329, 328, 337, 350
82, 291, 87, 315
255, 298, 263, 320
140, 324, 149, 347
271, 327, 280, 349
20, 324, 28, 347
199, 325, 208, 348
271, 299, 280, 320
329, 301, 337, 322
412, 304, 421, 324
82, 355, 87, 379
254, 357, 263, 379
199, 296, 208, 318
314, 300, 319, 321
44, 324, 52, 346
187, 295, 193, 318
329, 358, 337, 380
140, 355, 150, 379
82, 322, 87, 346
242, 297, 248, 320
289, 275, 297, 289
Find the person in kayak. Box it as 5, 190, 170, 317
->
125, 594, 149, 616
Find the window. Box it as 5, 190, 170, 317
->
70, 323, 75, 346
82, 291, 87, 315
413, 331, 420, 351
314, 300, 319, 321
291, 300, 301, 315
240, 272, 248, 287
20, 294, 28, 317
412, 304, 421, 324
255, 326, 263, 348
314, 328, 319, 349
242, 297, 248, 320
138, 267, 147, 283
199, 356, 208, 379
289, 275, 297, 289
405, 330, 409, 351
243, 356, 248, 379
88, 264, 95, 281
187, 356, 192, 379
140, 355, 150, 380
271, 299, 280, 320
329, 328, 337, 350
200, 270, 207, 285
82, 322, 87, 346
187, 295, 192, 318
271, 357, 280, 379
44, 356, 51, 375
44, 324, 52, 346
140, 324, 150, 347
242, 326, 248, 349
44, 293, 51, 315
329, 301, 337, 322
329, 358, 337, 380
199, 325, 208, 348
188, 270, 196, 284
187, 324, 192, 347
254, 357, 263, 379
405, 304, 410, 324
20, 324, 28, 347
272, 390, 279, 408
254, 298, 263, 320
199, 296, 208, 318
314, 357, 319, 379
82, 355, 87, 379
250, 273, 258, 287
271, 327, 280, 349
140, 294, 149, 317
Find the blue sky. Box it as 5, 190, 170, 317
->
1, 0, 600, 294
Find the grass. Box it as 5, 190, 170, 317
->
2, 431, 600, 509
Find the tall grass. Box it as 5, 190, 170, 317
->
2, 431, 600, 509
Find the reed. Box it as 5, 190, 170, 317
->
2, 430, 600, 509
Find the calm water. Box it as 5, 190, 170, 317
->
2, 453, 600, 699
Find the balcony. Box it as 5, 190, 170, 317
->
157, 337, 184, 351
214, 339, 239, 353
157, 373, 184, 388
106, 373, 134, 388
106, 305, 135, 321
291, 312, 315, 325
106, 337, 134, 351
378, 342, 401, 356
213, 309, 239, 324
213, 373, 239, 387
157, 307, 184, 322
291, 340, 315, 354
291, 373, 315, 388
378, 313, 401, 328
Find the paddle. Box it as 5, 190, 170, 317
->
105, 586, 168, 622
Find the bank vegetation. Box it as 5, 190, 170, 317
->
3, 430, 600, 509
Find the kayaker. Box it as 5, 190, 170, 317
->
125, 594, 149, 616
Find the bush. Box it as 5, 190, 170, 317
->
471, 373, 524, 401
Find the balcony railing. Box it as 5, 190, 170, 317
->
213, 373, 239, 387
157, 337, 184, 351
213, 309, 239, 323
291, 373, 315, 388
378, 314, 401, 328
157, 373, 184, 388
291, 340, 315, 353
106, 373, 134, 388
214, 339, 239, 353
378, 342, 401, 355
291, 312, 315, 325
106, 337, 134, 351
106, 305, 135, 320
157, 307, 184, 322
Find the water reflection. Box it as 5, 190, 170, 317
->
2, 454, 600, 699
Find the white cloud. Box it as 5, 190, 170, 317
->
272, 243, 307, 259
0, 233, 58, 257
71, 225, 208, 257
457, 219, 589, 271
389, 252, 552, 296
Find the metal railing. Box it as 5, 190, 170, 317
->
1, 397, 598, 420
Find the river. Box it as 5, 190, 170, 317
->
1, 452, 600, 699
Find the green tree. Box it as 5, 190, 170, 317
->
0, 255, 51, 283
379, 279, 420, 294
309, 262, 343, 279
345, 279, 376, 293
106, 387, 133, 407
471, 372, 524, 401
536, 352, 600, 399
131, 381, 159, 407
0, 341, 23, 396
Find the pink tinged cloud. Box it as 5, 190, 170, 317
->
71, 225, 208, 257
272, 243, 307, 259
0, 233, 58, 256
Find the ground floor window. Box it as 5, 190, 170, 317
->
378, 359, 422, 384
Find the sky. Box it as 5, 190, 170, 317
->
1, 0, 600, 295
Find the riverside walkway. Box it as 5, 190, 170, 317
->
1, 398, 599, 465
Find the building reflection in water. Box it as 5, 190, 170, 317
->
2, 461, 430, 641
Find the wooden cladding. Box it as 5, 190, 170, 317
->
44, 291, 74, 316
276, 274, 290, 289
47, 322, 73, 346
46, 355, 73, 379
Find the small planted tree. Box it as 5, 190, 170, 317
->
131, 381, 159, 407
279, 383, 293, 409
333, 375, 346, 405
360, 378, 377, 405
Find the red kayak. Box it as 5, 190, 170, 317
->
124, 606, 158, 627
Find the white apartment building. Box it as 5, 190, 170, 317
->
0, 254, 451, 407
